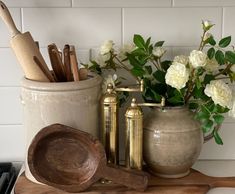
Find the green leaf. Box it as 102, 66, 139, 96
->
154, 41, 165, 47
213, 114, 225, 124
133, 34, 145, 49
195, 111, 210, 121
145, 65, 152, 74
213, 130, 223, 145
144, 87, 162, 102
219, 36, 231, 48
215, 50, 225, 65
207, 36, 216, 46
207, 47, 215, 59
204, 74, 215, 84
196, 78, 202, 89
214, 104, 230, 113
202, 119, 213, 133
131, 48, 147, 56
153, 70, 166, 83
131, 66, 145, 77
189, 102, 199, 110
161, 60, 171, 71
146, 37, 151, 48
193, 87, 204, 98
225, 51, 235, 64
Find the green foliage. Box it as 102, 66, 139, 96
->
207, 47, 215, 59
219, 36, 231, 48
86, 23, 235, 145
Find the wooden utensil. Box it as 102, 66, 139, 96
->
48, 44, 66, 82
33, 56, 55, 82
63, 44, 73, 81
15, 169, 235, 194
70, 46, 80, 81
0, 1, 50, 82
28, 124, 148, 193
79, 68, 88, 80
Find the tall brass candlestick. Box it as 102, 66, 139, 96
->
101, 84, 119, 165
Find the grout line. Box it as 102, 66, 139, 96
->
20, 8, 23, 32
171, 0, 174, 7
71, 0, 73, 7
0, 124, 23, 126
121, 8, 124, 46
221, 7, 225, 38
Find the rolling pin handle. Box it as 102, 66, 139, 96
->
0, 1, 21, 37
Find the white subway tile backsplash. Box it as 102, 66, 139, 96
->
223, 7, 235, 42
123, 8, 222, 47
3, 0, 71, 8
0, 87, 22, 124
199, 123, 235, 159
174, 0, 235, 7
22, 8, 122, 48
0, 125, 26, 162
73, 0, 171, 8
0, 48, 24, 86
0, 8, 21, 47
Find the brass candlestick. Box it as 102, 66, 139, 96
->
125, 97, 165, 170
100, 80, 144, 165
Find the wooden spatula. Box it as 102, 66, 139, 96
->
70, 46, 80, 81
63, 44, 73, 81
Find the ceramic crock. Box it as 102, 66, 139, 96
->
143, 106, 205, 178
20, 72, 102, 183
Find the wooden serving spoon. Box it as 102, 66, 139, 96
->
28, 124, 148, 193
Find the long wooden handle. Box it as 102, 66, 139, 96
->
99, 165, 148, 191
0, 1, 20, 37
33, 56, 55, 82
210, 177, 235, 188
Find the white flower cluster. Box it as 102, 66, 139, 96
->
165, 62, 189, 90
204, 80, 233, 108
100, 40, 114, 55
189, 50, 207, 68
152, 47, 166, 57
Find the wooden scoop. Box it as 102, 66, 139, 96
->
0, 1, 50, 82
28, 124, 148, 193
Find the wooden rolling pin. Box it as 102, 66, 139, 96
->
0, 1, 50, 82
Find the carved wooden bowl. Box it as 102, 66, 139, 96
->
28, 124, 148, 193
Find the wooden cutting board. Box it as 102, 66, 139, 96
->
15, 169, 235, 194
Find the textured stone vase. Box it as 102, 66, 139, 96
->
21, 72, 102, 183
143, 106, 203, 178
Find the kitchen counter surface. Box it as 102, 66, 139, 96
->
13, 160, 235, 194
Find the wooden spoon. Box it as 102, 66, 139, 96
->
28, 124, 148, 193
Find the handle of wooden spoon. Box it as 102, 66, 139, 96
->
210, 177, 235, 188
0, 1, 20, 37
99, 165, 148, 191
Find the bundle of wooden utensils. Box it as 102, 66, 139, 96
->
35, 43, 88, 82
0, 0, 87, 83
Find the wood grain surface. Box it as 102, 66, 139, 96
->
15, 168, 235, 194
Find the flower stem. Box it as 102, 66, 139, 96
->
114, 55, 140, 83
214, 63, 233, 77
198, 30, 207, 51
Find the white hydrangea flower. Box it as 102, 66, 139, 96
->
204, 59, 219, 72
189, 50, 207, 68
100, 40, 114, 55
96, 53, 111, 68
152, 47, 166, 57
165, 62, 190, 90
228, 93, 235, 118
204, 80, 233, 108
102, 74, 118, 93
203, 33, 212, 41
119, 43, 136, 59
173, 55, 189, 66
